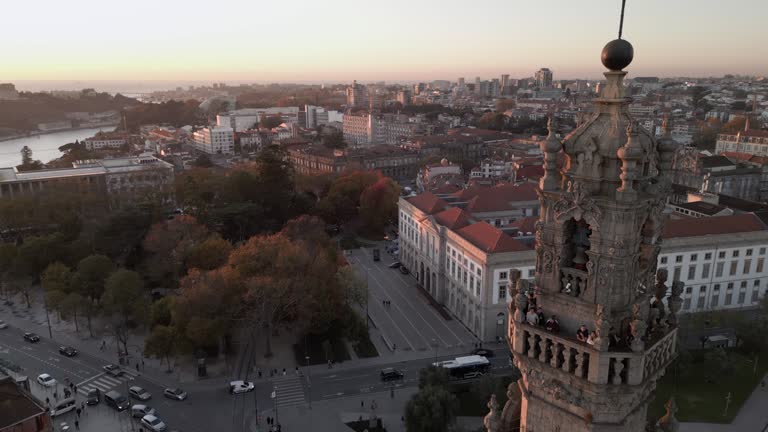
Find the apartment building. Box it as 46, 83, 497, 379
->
192, 126, 234, 155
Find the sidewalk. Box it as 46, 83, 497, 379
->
680, 374, 768, 432
252, 387, 417, 432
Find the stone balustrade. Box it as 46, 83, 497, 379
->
560, 267, 588, 298
509, 320, 677, 386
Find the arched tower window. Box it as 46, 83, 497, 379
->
564, 218, 592, 270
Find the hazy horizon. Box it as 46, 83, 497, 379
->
2, 0, 767, 83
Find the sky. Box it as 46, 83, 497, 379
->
1, 0, 767, 83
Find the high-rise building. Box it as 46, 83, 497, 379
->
192, 126, 234, 154
396, 89, 412, 106
458, 77, 466, 92
534, 67, 554, 88
501, 38, 680, 432
500, 74, 510, 89
346, 80, 366, 107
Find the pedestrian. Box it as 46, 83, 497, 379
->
76, 408, 81, 418
401, 415, 405, 423
141, 358, 145, 369
136, 363, 139, 372
258, 369, 262, 379
53, 391, 58, 400
81, 402, 85, 413
393, 343, 396, 351
282, 368, 286, 376
74, 420, 79, 431
361, 400, 364, 408
100, 340, 106, 351
45, 397, 50, 406
327, 360, 332, 369
295, 366, 299, 375
73, 384, 77, 394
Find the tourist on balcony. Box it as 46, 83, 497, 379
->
536, 307, 545, 324
526, 308, 539, 326
609, 327, 622, 349
586, 331, 597, 346
545, 315, 560, 333
576, 325, 589, 342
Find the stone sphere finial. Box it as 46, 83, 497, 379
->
601, 38, 634, 71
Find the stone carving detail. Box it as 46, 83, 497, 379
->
667, 281, 684, 326
543, 251, 554, 273
656, 398, 679, 432
630, 303, 647, 352
483, 393, 500, 432
597, 264, 614, 286
527, 369, 584, 407
498, 382, 522, 432
553, 181, 602, 229
593, 304, 610, 351
612, 358, 625, 385
576, 136, 603, 177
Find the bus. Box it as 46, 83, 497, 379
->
432, 355, 490, 380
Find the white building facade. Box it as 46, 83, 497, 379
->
192, 126, 234, 154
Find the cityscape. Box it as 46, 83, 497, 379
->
1, 1, 768, 432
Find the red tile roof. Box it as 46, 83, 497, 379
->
506, 216, 538, 234
721, 151, 768, 166
662, 213, 766, 238
406, 192, 448, 214
457, 222, 532, 253
432, 183, 462, 195
465, 183, 539, 213
433, 207, 473, 230
516, 165, 544, 180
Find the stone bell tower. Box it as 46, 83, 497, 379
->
502, 31, 682, 432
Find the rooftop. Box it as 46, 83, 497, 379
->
406, 192, 448, 215
456, 221, 532, 253
673, 201, 728, 216
433, 207, 473, 230
0, 376, 47, 430
662, 213, 766, 238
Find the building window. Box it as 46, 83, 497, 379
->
716, 262, 724, 277
697, 296, 705, 309
747, 249, 753, 256
673, 267, 682, 282
744, 260, 752, 274
498, 285, 507, 301
705, 252, 712, 260
687, 265, 696, 280
527, 269, 535, 278
730, 261, 738, 276
711, 295, 719, 307
738, 292, 746, 304
714, 284, 720, 291
760, 247, 766, 255
660, 256, 668, 264
719, 251, 726, 259
752, 290, 760, 302
499, 271, 508, 280
725, 292, 733, 305
683, 297, 691, 310
755, 280, 761, 287
741, 281, 747, 288
757, 258, 764, 273
702, 263, 710, 279
733, 250, 740, 258
685, 286, 692, 294
727, 282, 734, 289
690, 253, 698, 262
675, 255, 683, 263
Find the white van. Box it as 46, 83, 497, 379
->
50, 397, 77, 417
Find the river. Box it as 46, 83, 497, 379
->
0, 127, 117, 168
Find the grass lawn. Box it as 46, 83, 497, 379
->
649, 349, 767, 423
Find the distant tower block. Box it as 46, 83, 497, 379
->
500, 10, 681, 432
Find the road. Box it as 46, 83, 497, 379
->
345, 247, 479, 353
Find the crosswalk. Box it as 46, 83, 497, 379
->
272, 375, 306, 408
77, 368, 139, 396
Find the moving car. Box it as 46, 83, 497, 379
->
131, 404, 156, 418
471, 348, 495, 358
398, 266, 409, 275
104, 390, 130, 411
58, 346, 78, 357
141, 414, 168, 432
37, 373, 57, 387
229, 380, 255, 394
0, 320, 7, 329
380, 368, 404, 381
50, 397, 77, 417
163, 388, 188, 401
388, 262, 402, 269
85, 388, 101, 406
103, 364, 123, 377
23, 332, 40, 343
129, 386, 152, 401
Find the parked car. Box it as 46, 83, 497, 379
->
58, 346, 78, 357
131, 404, 156, 418
23, 332, 40, 343
388, 262, 402, 269
471, 348, 495, 358
37, 373, 57, 387
85, 388, 101, 406
103, 364, 123, 377
398, 266, 409, 275
104, 390, 130, 411
380, 368, 404, 382
141, 414, 168, 432
0, 320, 7, 329
163, 388, 188, 401
129, 386, 152, 401
229, 380, 255, 394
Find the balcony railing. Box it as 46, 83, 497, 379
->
559, 267, 588, 298
510, 320, 677, 386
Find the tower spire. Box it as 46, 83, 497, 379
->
618, 0, 628, 39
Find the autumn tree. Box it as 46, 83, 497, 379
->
145, 325, 178, 371
322, 129, 347, 149
185, 235, 232, 271
41, 262, 75, 326
73, 254, 115, 336
102, 269, 147, 355
359, 177, 401, 235
316, 170, 379, 226
142, 215, 209, 286
495, 98, 516, 112
477, 112, 507, 130
0, 243, 17, 300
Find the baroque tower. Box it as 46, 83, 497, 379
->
502, 32, 682, 432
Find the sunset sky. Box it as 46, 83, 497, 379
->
2, 0, 766, 82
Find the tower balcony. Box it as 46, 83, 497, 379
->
509, 320, 677, 386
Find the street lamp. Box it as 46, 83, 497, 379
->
305, 355, 311, 409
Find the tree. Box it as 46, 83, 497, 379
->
322, 129, 347, 149
185, 235, 232, 271
41, 262, 73, 323
142, 215, 209, 286
149, 297, 173, 328
61, 293, 85, 332
418, 366, 450, 390
75, 254, 115, 302
359, 177, 401, 235
336, 266, 366, 307
477, 112, 507, 130
12, 233, 68, 278
0, 243, 18, 300
192, 154, 213, 168
102, 269, 147, 355
404, 383, 458, 432
144, 325, 178, 371
495, 98, 516, 112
